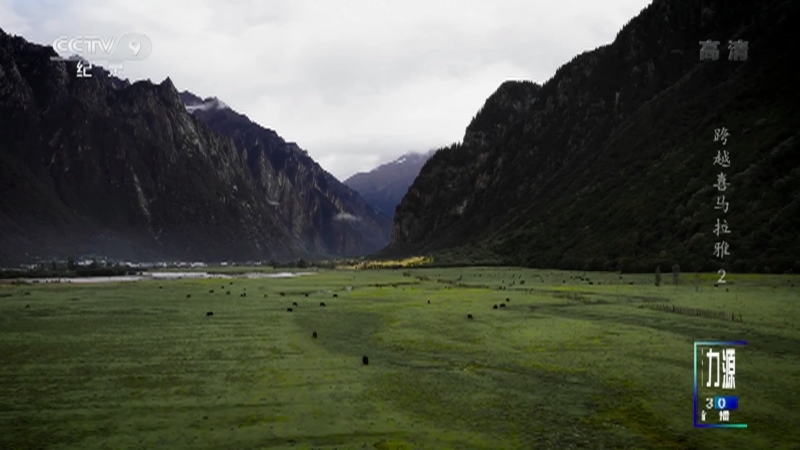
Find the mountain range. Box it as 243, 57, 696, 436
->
0, 28, 390, 264
387, 0, 800, 273
344, 150, 435, 220
2, 0, 798, 271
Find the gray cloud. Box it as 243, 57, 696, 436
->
1, 0, 650, 179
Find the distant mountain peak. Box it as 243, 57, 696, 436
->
374, 149, 437, 171
343, 149, 436, 219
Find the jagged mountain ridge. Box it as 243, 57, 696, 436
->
178, 91, 391, 256
0, 28, 390, 263
389, 0, 800, 273
344, 150, 435, 219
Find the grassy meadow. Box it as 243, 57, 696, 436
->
1, 267, 798, 449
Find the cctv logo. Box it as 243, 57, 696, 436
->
53, 36, 115, 56
51, 33, 152, 62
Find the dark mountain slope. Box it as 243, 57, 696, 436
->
0, 29, 389, 263
179, 92, 392, 256
344, 150, 435, 219
389, 0, 800, 273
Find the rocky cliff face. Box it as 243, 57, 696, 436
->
179, 92, 391, 258
0, 28, 390, 263
390, 0, 800, 273
344, 150, 435, 219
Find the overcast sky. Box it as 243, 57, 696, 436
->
2, 0, 650, 180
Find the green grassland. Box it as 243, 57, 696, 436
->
1, 268, 798, 449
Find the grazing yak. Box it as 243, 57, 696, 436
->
292, 302, 298, 306
493, 304, 498, 309
500, 303, 506, 308
287, 308, 293, 312
362, 356, 369, 365
320, 302, 326, 307
467, 314, 474, 319
206, 311, 213, 317
312, 331, 317, 339
186, 294, 191, 298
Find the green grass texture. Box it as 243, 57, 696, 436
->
1, 267, 798, 449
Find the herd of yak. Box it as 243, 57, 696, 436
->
191, 279, 514, 367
